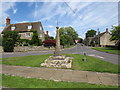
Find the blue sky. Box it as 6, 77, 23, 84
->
0, 0, 119, 39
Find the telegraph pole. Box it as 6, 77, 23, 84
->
97, 28, 100, 47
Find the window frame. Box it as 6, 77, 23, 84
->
26, 33, 31, 37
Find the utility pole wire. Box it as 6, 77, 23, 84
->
63, 0, 91, 30
63, 0, 118, 30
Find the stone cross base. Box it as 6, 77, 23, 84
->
41, 55, 73, 68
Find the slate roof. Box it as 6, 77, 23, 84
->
2, 22, 42, 33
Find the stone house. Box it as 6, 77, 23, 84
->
1, 17, 45, 41
91, 28, 116, 47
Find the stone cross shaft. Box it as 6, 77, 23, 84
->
54, 26, 61, 56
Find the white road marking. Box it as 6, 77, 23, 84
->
88, 54, 104, 59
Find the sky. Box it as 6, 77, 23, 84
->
0, 0, 119, 39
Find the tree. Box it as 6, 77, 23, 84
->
0, 35, 2, 46
59, 26, 78, 47
110, 26, 120, 49
60, 34, 73, 48
78, 38, 83, 43
31, 31, 42, 46
2, 31, 20, 52
86, 29, 96, 38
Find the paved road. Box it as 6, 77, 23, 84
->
1, 44, 119, 65
1, 65, 119, 86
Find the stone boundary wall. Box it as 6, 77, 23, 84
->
14, 46, 55, 52
0, 46, 55, 52
0, 46, 3, 52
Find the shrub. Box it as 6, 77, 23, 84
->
31, 31, 42, 46
43, 40, 56, 48
2, 31, 20, 52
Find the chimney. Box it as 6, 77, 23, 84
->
106, 28, 109, 33
46, 31, 48, 35
6, 17, 10, 26
98, 31, 100, 35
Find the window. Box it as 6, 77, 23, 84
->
11, 26, 15, 31
40, 34, 42, 38
26, 33, 31, 37
28, 25, 32, 30
40, 26, 42, 30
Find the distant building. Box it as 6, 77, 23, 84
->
93, 28, 115, 47
84, 28, 116, 47
1, 17, 45, 41
44, 30, 54, 40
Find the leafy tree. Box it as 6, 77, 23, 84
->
31, 31, 42, 46
110, 26, 120, 49
86, 29, 96, 38
78, 38, 83, 43
59, 26, 78, 47
60, 34, 73, 48
0, 35, 2, 46
65, 27, 78, 40
110, 26, 120, 41
2, 31, 20, 52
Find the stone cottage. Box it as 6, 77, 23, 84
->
92, 28, 116, 47
1, 17, 45, 41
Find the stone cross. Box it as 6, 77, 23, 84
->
54, 26, 61, 56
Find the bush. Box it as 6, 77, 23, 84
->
30, 31, 42, 46
18, 39, 31, 46
2, 31, 20, 52
43, 40, 56, 48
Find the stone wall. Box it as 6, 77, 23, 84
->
0, 46, 3, 53
14, 46, 55, 52
0, 46, 64, 52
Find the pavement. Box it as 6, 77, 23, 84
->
1, 44, 119, 65
1, 65, 119, 86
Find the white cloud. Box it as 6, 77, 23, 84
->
0, 2, 16, 25
15, 20, 30, 23
13, 8, 17, 14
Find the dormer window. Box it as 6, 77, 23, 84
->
40, 26, 42, 30
11, 26, 15, 31
28, 25, 32, 30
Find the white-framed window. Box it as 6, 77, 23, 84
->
40, 34, 42, 38
26, 33, 31, 37
28, 25, 32, 30
40, 26, 42, 30
11, 26, 15, 31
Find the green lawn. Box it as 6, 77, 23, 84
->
92, 47, 120, 54
2, 74, 118, 88
2, 54, 120, 73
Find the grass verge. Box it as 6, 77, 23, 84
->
92, 47, 120, 54
2, 74, 118, 88
2, 54, 120, 73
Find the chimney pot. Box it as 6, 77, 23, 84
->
98, 31, 100, 35
6, 17, 10, 26
106, 28, 109, 33
46, 31, 48, 35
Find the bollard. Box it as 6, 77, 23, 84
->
83, 53, 87, 62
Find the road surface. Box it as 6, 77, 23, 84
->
1, 44, 119, 65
